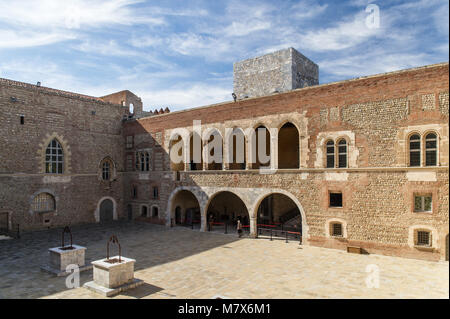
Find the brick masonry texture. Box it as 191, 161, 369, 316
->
0, 53, 448, 262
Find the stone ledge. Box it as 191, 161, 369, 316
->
83, 278, 144, 297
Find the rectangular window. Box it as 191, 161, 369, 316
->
126, 136, 133, 149
329, 193, 343, 208
332, 223, 343, 237
417, 231, 430, 246
414, 195, 432, 212
20, 115, 24, 125
425, 150, 437, 166
153, 187, 159, 199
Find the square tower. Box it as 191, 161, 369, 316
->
233, 47, 319, 100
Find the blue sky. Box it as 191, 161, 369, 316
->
0, 0, 448, 111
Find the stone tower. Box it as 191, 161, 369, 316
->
233, 47, 319, 100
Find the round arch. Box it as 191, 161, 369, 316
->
204, 191, 250, 228
166, 187, 204, 226
169, 134, 185, 171
251, 190, 308, 242
278, 122, 300, 169
95, 196, 118, 223
203, 128, 223, 170
225, 127, 247, 170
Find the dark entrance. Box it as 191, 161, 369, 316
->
127, 204, 133, 220
0, 212, 9, 235
257, 193, 302, 232
100, 199, 114, 222
175, 206, 182, 224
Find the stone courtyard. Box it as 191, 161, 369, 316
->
0, 222, 448, 299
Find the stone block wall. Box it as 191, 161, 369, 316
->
0, 79, 126, 230
233, 48, 318, 100
123, 62, 449, 261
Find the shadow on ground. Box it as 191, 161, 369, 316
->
0, 221, 240, 299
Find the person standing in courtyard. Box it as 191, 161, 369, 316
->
237, 218, 242, 238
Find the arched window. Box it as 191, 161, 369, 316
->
409, 134, 421, 167
102, 161, 110, 181
189, 132, 203, 171
169, 135, 184, 171
100, 157, 115, 181
326, 140, 335, 168
252, 125, 271, 169
278, 122, 299, 169
425, 133, 437, 166
330, 222, 343, 237
45, 139, 63, 174
32, 193, 55, 213
228, 128, 246, 170
337, 139, 347, 168
206, 130, 223, 170
135, 151, 150, 171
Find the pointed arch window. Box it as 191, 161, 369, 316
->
409, 134, 421, 167
45, 139, 63, 174
425, 133, 437, 166
102, 161, 110, 180
326, 140, 335, 168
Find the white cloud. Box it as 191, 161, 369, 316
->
223, 20, 271, 37
138, 83, 232, 111
319, 50, 432, 79
291, 0, 328, 18
0, 0, 163, 30
0, 29, 76, 48
298, 11, 384, 51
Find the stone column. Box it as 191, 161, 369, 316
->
270, 128, 278, 170
249, 217, 257, 238
200, 206, 207, 232
184, 139, 190, 171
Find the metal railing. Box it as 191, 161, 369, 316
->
257, 227, 302, 245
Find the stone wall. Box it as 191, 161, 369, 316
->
233, 48, 318, 100
0, 79, 126, 230
123, 63, 449, 261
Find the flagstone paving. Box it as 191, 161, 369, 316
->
0, 222, 448, 299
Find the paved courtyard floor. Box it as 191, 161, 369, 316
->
0, 222, 448, 299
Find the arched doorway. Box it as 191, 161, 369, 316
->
100, 199, 114, 222
206, 191, 249, 232
278, 122, 299, 169
175, 206, 182, 224
127, 204, 133, 220
152, 206, 159, 217
171, 190, 201, 226
256, 193, 302, 233
252, 125, 271, 169
141, 205, 148, 217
